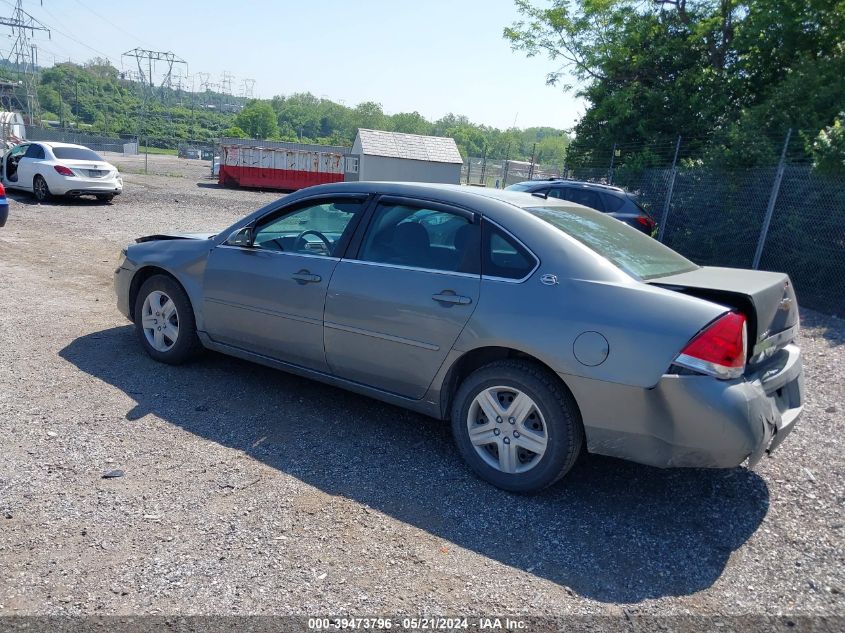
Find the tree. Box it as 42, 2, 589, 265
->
235, 100, 278, 139
813, 114, 845, 175
505, 1, 845, 166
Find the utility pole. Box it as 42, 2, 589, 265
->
528, 142, 537, 180
753, 129, 792, 270
608, 142, 617, 184
0, 0, 51, 125
657, 136, 682, 243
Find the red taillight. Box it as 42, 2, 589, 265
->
637, 216, 656, 229
675, 312, 747, 379
54, 165, 75, 176
0, 182, 5, 195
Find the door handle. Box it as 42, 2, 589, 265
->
432, 292, 472, 305
291, 270, 322, 284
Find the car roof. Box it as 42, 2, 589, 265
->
35, 142, 96, 150
515, 179, 626, 194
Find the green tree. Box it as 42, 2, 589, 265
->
234, 100, 279, 139
505, 0, 845, 166
813, 114, 845, 174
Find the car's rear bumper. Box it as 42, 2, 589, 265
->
51, 176, 123, 196
0, 200, 7, 227
564, 343, 804, 469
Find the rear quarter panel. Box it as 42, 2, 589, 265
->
455, 274, 726, 390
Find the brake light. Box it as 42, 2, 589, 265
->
54, 165, 75, 176
675, 312, 747, 379
636, 216, 655, 229
0, 182, 5, 195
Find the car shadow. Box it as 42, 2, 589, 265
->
60, 326, 770, 603
6, 191, 110, 206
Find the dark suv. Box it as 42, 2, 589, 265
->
505, 179, 656, 235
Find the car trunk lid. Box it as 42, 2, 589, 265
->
647, 266, 798, 363
63, 160, 114, 178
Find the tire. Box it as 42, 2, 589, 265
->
133, 274, 203, 365
450, 360, 584, 492
33, 175, 51, 202
96, 194, 115, 203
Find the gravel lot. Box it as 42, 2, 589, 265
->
0, 154, 843, 619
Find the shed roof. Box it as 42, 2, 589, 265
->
356, 129, 463, 164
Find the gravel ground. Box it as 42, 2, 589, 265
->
0, 155, 843, 619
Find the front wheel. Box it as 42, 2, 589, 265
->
133, 275, 203, 364
451, 360, 584, 492
33, 175, 51, 202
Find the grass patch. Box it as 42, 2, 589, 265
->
138, 146, 178, 156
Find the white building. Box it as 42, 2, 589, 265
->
346, 129, 463, 184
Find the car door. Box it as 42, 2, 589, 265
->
324, 196, 481, 399
202, 195, 368, 371
16, 143, 45, 191
2, 144, 29, 187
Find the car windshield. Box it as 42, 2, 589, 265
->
525, 204, 698, 280
52, 147, 104, 161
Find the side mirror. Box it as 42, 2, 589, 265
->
225, 225, 254, 247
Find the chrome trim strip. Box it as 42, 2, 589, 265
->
217, 245, 340, 261
324, 321, 440, 351
338, 258, 479, 279
204, 297, 323, 326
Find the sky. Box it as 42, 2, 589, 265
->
5, 0, 585, 131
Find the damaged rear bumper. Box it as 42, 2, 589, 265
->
565, 343, 804, 469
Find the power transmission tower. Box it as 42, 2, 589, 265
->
121, 48, 187, 171
240, 78, 255, 100
0, 0, 51, 125
121, 48, 187, 104
220, 71, 234, 96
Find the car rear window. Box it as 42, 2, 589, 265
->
525, 204, 697, 280
52, 147, 104, 161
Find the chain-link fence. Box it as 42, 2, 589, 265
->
25, 127, 136, 154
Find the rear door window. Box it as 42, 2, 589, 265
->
563, 188, 604, 211
601, 192, 625, 212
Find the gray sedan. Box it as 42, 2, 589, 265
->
114, 182, 804, 492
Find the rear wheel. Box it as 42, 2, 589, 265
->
451, 360, 583, 492
96, 194, 115, 203
133, 275, 203, 364
33, 175, 50, 202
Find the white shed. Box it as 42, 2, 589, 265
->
348, 129, 463, 184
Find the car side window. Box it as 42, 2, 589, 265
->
547, 187, 564, 199
566, 188, 603, 211
249, 198, 364, 257
24, 144, 45, 159
601, 193, 625, 212
357, 202, 480, 274
482, 220, 537, 280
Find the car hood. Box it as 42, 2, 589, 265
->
135, 232, 216, 243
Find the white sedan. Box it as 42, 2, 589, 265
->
1, 141, 123, 202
